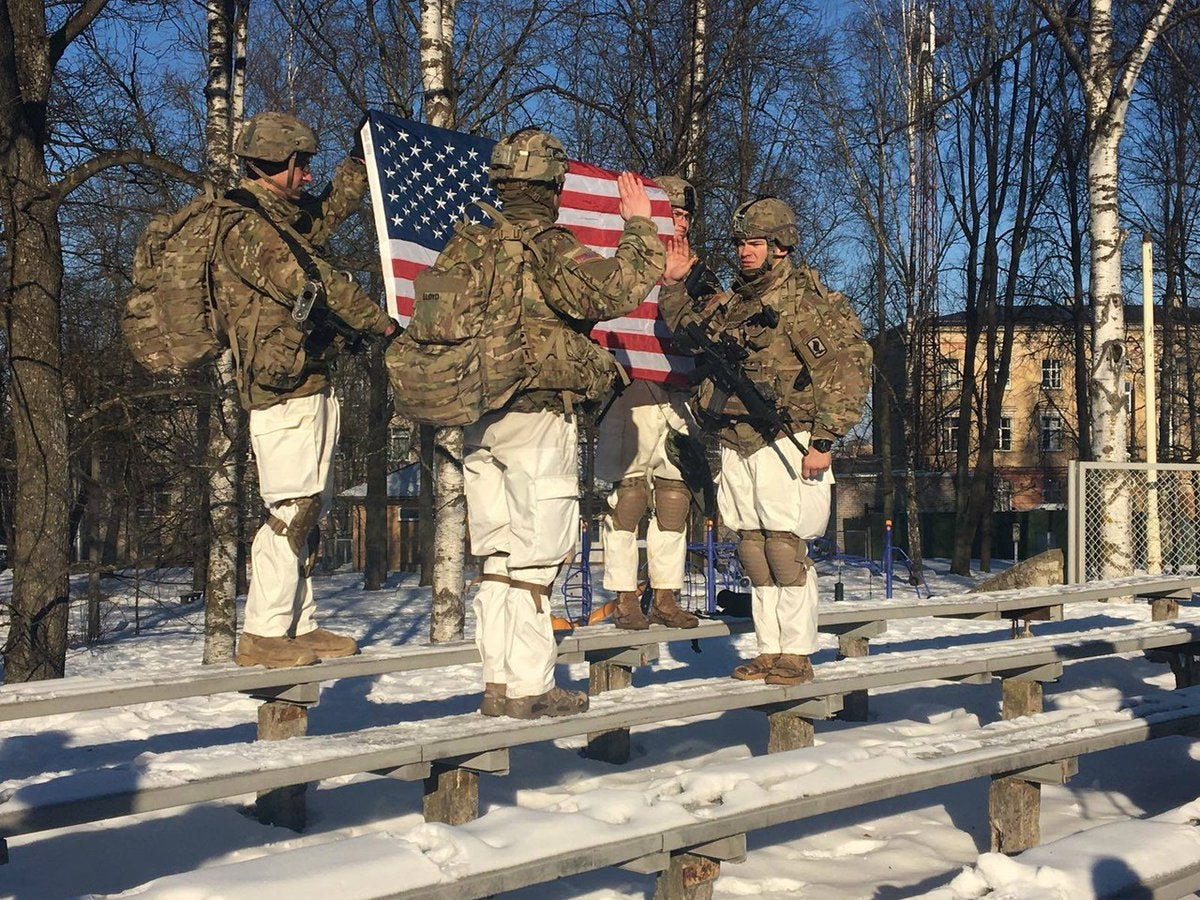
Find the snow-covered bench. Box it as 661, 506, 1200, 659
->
1, 574, 1189, 724
4, 617, 1200, 862
110, 686, 1200, 900
934, 802, 1200, 899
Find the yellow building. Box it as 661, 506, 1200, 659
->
906, 304, 1197, 511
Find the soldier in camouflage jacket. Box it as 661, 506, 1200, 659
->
465, 128, 665, 719
596, 175, 720, 632
213, 112, 393, 669
660, 197, 871, 685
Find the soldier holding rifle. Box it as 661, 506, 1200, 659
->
659, 197, 871, 684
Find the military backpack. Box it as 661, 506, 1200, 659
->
121, 185, 241, 374
386, 204, 557, 426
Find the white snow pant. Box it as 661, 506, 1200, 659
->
244, 390, 340, 638
717, 432, 831, 655
465, 408, 578, 699
597, 380, 697, 592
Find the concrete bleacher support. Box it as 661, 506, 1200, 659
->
831, 620, 884, 721
246, 682, 320, 831
422, 749, 509, 825
989, 661, 1062, 853
585, 643, 658, 764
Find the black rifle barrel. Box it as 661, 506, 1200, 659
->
682, 321, 809, 458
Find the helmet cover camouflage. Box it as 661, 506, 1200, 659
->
731, 197, 799, 250
654, 175, 697, 214
235, 112, 318, 162
489, 128, 569, 182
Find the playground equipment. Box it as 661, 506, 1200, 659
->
560, 517, 931, 624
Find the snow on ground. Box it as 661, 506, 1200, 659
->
2, 559, 1200, 899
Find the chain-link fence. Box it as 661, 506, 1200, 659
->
1069, 461, 1200, 582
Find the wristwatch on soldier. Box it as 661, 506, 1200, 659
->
810, 438, 834, 454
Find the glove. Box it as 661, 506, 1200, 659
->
351, 116, 369, 162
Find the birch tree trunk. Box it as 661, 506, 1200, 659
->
202, 0, 244, 663
420, 0, 465, 642
682, 0, 708, 178
1035, 0, 1176, 576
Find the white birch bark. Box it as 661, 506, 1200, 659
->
1035, 0, 1175, 577
420, 0, 465, 643
203, 0, 243, 663
684, 0, 708, 178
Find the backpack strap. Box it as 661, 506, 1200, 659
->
224, 188, 324, 292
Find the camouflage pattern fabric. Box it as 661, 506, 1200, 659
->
122, 187, 236, 374
235, 112, 318, 162
660, 257, 872, 456
212, 158, 392, 411
388, 206, 664, 425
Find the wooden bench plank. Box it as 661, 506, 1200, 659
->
121, 685, 1200, 900
3, 574, 1194, 723
4, 618, 1199, 841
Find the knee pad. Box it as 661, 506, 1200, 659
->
610, 477, 649, 532
653, 478, 690, 533
736, 530, 772, 587
765, 530, 809, 587
268, 494, 322, 556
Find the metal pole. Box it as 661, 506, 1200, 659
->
700, 520, 710, 614
580, 519, 593, 621
1144, 235, 1162, 574
884, 519, 894, 599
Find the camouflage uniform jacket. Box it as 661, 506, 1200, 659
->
441, 212, 665, 413
660, 257, 872, 455
214, 158, 392, 411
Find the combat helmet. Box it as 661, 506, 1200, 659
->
655, 175, 697, 214
235, 112, 318, 162
489, 128, 569, 183
731, 197, 798, 250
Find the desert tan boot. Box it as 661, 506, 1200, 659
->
731, 653, 779, 681
292, 627, 359, 659
504, 686, 590, 719
235, 633, 319, 668
764, 653, 814, 685
648, 589, 699, 628
611, 590, 650, 630
480, 683, 507, 717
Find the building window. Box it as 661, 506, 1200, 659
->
942, 415, 960, 453
939, 357, 962, 390
997, 415, 1012, 451
1124, 380, 1133, 414
1044, 476, 1063, 503
1042, 358, 1062, 389
1040, 413, 1063, 452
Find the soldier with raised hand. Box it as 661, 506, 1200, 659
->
214, 111, 395, 668
659, 197, 871, 685
461, 128, 665, 719
596, 175, 720, 631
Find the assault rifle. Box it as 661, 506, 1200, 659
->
292, 282, 375, 354
680, 318, 809, 458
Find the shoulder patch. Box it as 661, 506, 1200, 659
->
807, 336, 828, 358
561, 243, 603, 265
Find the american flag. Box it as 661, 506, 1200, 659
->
361, 110, 692, 384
